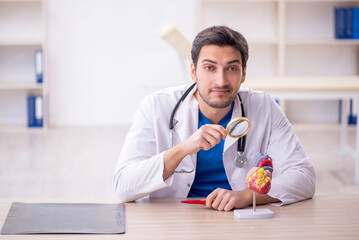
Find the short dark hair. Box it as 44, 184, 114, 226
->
191, 26, 249, 70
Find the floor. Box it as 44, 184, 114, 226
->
1, 124, 359, 199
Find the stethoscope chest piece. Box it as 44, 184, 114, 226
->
234, 151, 248, 168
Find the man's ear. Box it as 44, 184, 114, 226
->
241, 66, 247, 84
190, 63, 197, 83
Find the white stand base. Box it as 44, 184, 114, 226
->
234, 209, 274, 219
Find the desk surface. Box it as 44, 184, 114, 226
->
1, 195, 359, 240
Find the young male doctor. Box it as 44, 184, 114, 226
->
113, 26, 315, 211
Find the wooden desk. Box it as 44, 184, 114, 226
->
1, 195, 359, 239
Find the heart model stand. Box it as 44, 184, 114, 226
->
234, 191, 274, 219
234, 156, 274, 219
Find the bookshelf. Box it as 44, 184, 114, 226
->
0, 0, 48, 131
195, 0, 359, 113
196, 0, 359, 92
195, 0, 359, 183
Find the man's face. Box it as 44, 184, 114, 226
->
191, 45, 246, 109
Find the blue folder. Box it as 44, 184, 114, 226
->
27, 96, 43, 128
335, 7, 346, 39
353, 7, 359, 39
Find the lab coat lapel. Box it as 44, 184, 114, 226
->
223, 96, 242, 153
173, 85, 199, 144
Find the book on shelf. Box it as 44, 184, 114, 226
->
348, 99, 357, 125
335, 8, 346, 38
339, 99, 357, 125
353, 7, 359, 39
335, 7, 359, 40
346, 7, 353, 38
27, 95, 43, 128
34, 49, 43, 83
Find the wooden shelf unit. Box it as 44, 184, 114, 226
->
195, 0, 359, 87
0, 0, 48, 131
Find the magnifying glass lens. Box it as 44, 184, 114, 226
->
226, 117, 251, 138
226, 117, 251, 169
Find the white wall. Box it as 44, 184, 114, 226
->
48, 0, 195, 126
46, 0, 347, 127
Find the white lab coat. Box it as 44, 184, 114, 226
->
113, 84, 315, 205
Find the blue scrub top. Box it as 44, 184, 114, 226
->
187, 104, 233, 198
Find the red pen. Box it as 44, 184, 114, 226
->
181, 200, 206, 205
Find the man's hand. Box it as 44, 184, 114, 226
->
246, 167, 272, 181
206, 167, 275, 212
163, 124, 227, 180
205, 188, 252, 211
206, 187, 280, 211
246, 167, 272, 195
180, 124, 227, 155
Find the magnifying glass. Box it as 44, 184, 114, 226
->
226, 117, 251, 168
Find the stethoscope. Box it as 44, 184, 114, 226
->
169, 83, 248, 172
